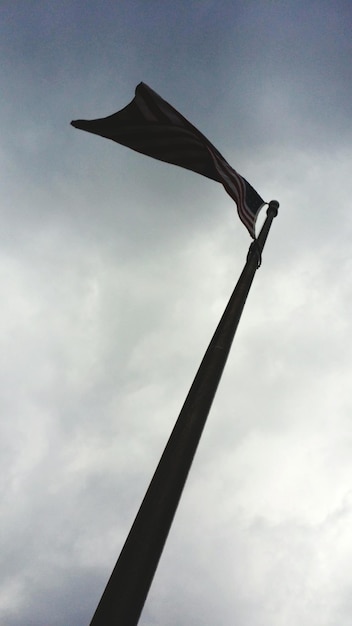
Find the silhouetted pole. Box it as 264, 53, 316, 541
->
90, 200, 279, 626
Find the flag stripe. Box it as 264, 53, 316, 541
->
210, 150, 255, 229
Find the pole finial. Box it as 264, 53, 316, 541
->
267, 200, 279, 217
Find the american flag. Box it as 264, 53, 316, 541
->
71, 83, 265, 238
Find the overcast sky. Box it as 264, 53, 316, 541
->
2, 1, 352, 625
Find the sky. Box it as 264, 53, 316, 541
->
1, 1, 352, 625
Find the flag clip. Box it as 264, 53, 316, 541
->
247, 240, 262, 268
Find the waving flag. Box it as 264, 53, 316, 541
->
71, 83, 265, 237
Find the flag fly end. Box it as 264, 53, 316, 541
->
71, 119, 91, 131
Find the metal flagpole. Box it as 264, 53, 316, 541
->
89, 200, 279, 626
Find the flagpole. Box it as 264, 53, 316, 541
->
89, 200, 279, 626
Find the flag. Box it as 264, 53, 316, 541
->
71, 83, 265, 237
